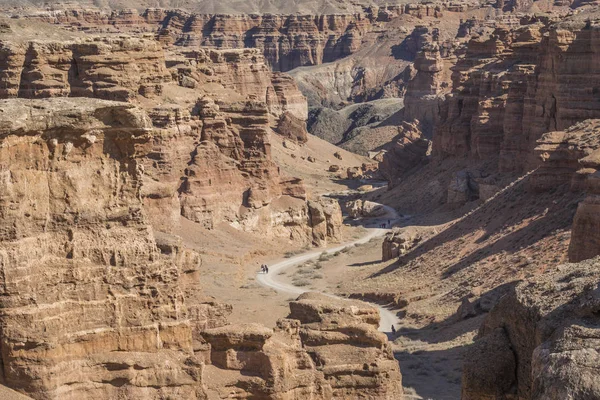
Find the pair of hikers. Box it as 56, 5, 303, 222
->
261, 264, 269, 274
380, 220, 391, 228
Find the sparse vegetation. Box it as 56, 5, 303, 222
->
292, 279, 310, 287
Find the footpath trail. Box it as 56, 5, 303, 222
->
257, 202, 401, 333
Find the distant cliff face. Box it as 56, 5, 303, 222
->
20, 4, 452, 72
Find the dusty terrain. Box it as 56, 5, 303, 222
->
1, 1, 600, 399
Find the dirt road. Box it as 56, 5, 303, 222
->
257, 201, 400, 333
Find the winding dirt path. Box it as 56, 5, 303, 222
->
257, 201, 401, 333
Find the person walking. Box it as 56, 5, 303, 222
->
265, 265, 269, 274
391, 325, 396, 335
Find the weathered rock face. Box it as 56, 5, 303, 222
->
276, 111, 309, 143
178, 48, 308, 121
0, 98, 220, 399
379, 121, 431, 187
197, 293, 402, 399
525, 119, 600, 262
0, 37, 171, 101
462, 258, 600, 400
432, 20, 600, 175
568, 148, 600, 262
382, 227, 422, 261
403, 42, 446, 134
531, 120, 600, 192
434, 24, 544, 169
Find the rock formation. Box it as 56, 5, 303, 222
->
197, 292, 403, 398
382, 227, 422, 261
0, 36, 171, 101
462, 258, 600, 400
379, 121, 431, 187
0, 25, 340, 247
402, 40, 446, 134
0, 98, 221, 399
568, 146, 600, 262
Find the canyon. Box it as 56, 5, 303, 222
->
1, 0, 600, 399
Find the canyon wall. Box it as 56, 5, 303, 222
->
17, 3, 459, 72
0, 29, 339, 246
0, 98, 399, 399
0, 98, 216, 399
432, 20, 600, 174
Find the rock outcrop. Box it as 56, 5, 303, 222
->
403, 42, 446, 134
462, 258, 600, 400
198, 292, 402, 399
382, 227, 422, 261
289, 293, 403, 399
0, 98, 222, 399
379, 121, 431, 187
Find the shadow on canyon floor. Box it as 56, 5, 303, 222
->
369, 180, 579, 280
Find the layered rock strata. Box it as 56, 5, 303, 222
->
0, 36, 171, 101
0, 98, 219, 399
200, 292, 403, 399
0, 30, 337, 246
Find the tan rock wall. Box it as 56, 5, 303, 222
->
0, 98, 210, 400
